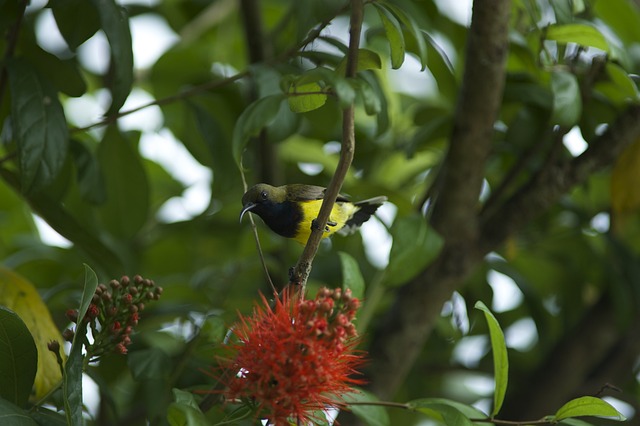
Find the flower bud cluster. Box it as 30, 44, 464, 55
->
64, 275, 162, 359
299, 287, 360, 353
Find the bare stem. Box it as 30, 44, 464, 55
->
289, 0, 364, 291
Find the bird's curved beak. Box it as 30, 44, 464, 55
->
239, 203, 256, 223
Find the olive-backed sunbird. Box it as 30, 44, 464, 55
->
240, 183, 387, 244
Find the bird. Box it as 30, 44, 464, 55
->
240, 183, 387, 244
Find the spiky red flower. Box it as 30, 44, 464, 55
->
220, 287, 364, 425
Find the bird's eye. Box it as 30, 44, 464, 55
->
260, 190, 268, 200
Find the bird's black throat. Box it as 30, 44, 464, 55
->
251, 200, 302, 239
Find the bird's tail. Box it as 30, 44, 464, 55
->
340, 196, 387, 235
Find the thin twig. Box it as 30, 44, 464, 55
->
240, 159, 277, 295
0, 0, 29, 108
288, 0, 364, 292
70, 71, 249, 133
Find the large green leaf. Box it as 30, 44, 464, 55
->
0, 169, 124, 273
91, 0, 133, 115
231, 94, 285, 166
385, 214, 443, 286
554, 396, 625, 421
69, 139, 106, 205
0, 307, 37, 408
475, 301, 509, 417
97, 127, 150, 239
7, 59, 69, 193
50, 0, 100, 51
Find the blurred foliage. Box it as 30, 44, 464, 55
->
1, 0, 640, 425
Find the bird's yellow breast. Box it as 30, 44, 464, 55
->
294, 199, 359, 244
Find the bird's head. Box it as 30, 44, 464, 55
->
240, 184, 286, 222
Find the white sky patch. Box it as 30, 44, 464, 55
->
297, 162, 324, 176
78, 31, 111, 75
35, 8, 69, 55
505, 317, 538, 351
360, 216, 392, 269
434, 0, 473, 26
33, 215, 72, 248
453, 335, 488, 368
487, 270, 524, 313
603, 396, 635, 420
129, 14, 179, 70
389, 54, 437, 97
64, 91, 109, 129
117, 88, 164, 132
82, 373, 100, 419
563, 126, 588, 156
590, 212, 610, 233
442, 291, 469, 334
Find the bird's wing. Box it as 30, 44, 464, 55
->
287, 184, 351, 202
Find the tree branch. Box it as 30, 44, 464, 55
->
429, 0, 511, 243
289, 0, 364, 290
366, 0, 511, 399
479, 104, 640, 252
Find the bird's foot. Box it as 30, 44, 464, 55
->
311, 219, 337, 233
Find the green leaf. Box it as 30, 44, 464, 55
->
344, 389, 390, 426
0, 169, 124, 273
299, 67, 355, 108
63, 265, 98, 426
287, 82, 327, 113
408, 399, 474, 426
91, 0, 133, 115
50, 0, 100, 51
354, 77, 382, 115
474, 301, 509, 417
335, 49, 383, 75
554, 396, 625, 421
70, 139, 106, 205
128, 348, 171, 381
408, 398, 487, 420
0, 397, 38, 426
373, 3, 405, 69
232, 94, 285, 166
385, 214, 443, 286
7, 59, 69, 193
550, 70, 581, 127
338, 251, 365, 300
380, 1, 428, 70
97, 127, 149, 238
546, 24, 610, 52
167, 389, 208, 426
0, 307, 37, 408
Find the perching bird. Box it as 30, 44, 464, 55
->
240, 183, 387, 244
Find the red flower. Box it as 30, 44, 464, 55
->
220, 288, 364, 425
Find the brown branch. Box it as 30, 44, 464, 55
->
428, 0, 511, 243
479, 104, 640, 252
365, 0, 512, 399
0, 0, 28, 108
289, 0, 364, 290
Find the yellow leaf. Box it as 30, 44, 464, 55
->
0, 267, 65, 400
